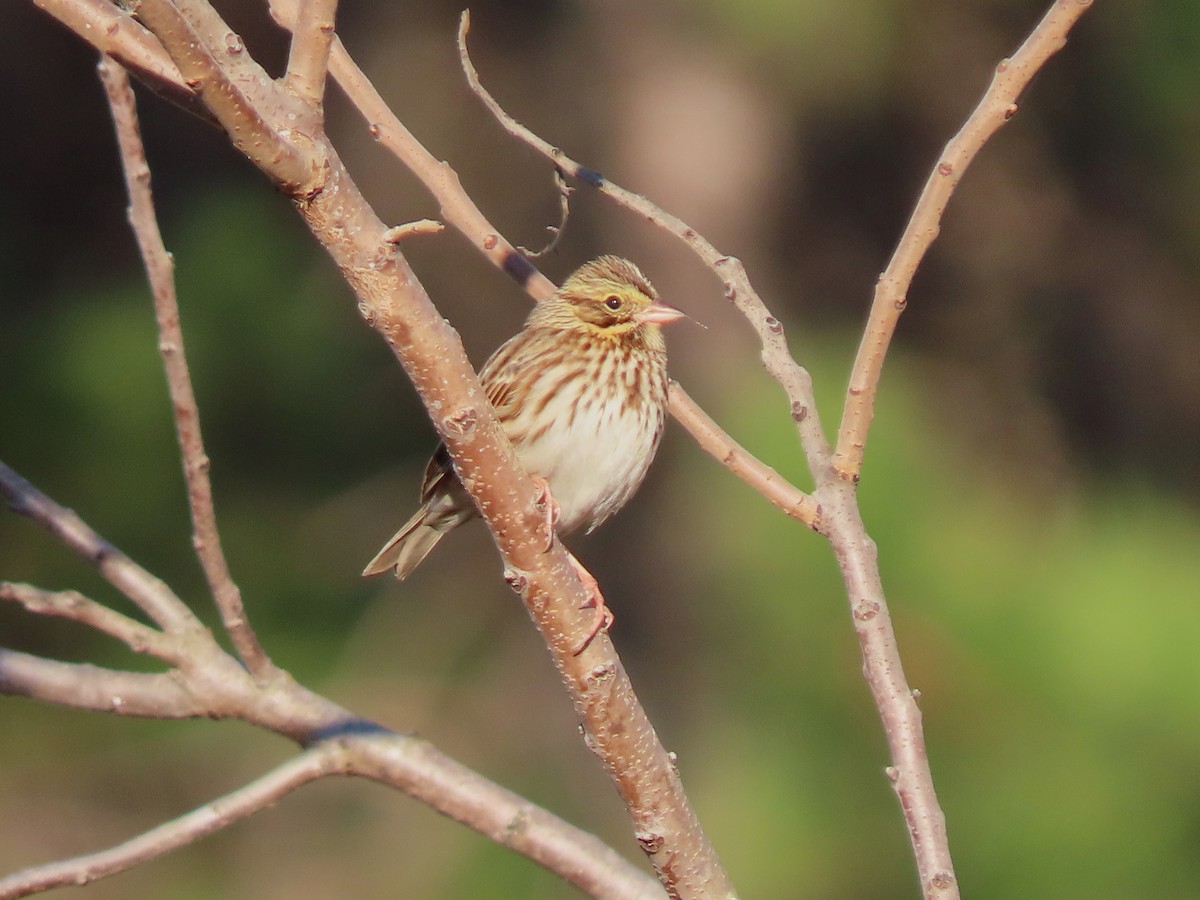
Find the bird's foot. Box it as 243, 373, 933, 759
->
531, 475, 560, 552
566, 550, 613, 655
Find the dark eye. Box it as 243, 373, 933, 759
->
603, 295, 623, 311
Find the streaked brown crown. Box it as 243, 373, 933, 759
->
528, 256, 661, 337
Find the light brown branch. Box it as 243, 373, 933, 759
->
344, 732, 664, 900
0, 460, 198, 634
32, 0, 206, 116
132, 0, 316, 193
262, 5, 734, 894
284, 0, 338, 109
0, 746, 346, 899
0, 649, 202, 717
383, 219, 446, 243
667, 382, 821, 528
833, 0, 1095, 481
0, 582, 174, 659
98, 57, 274, 678
268, 0, 554, 292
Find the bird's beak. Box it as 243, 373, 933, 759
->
636, 303, 686, 326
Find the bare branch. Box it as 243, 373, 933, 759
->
98, 57, 274, 678
0, 746, 346, 900
666, 383, 821, 529
0, 649, 201, 717
518, 167, 571, 259
284, 0, 338, 109
0, 582, 174, 659
343, 732, 664, 899
259, 6, 735, 893
833, 0, 1095, 481
133, 0, 316, 192
0, 459, 198, 634
383, 219, 446, 243
32, 0, 208, 116
269, 0, 554, 293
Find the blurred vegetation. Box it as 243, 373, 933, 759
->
3, 0, 1200, 898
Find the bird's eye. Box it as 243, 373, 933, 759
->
604, 295, 623, 311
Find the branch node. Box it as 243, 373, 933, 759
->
502, 567, 529, 592
635, 832, 665, 855
441, 406, 479, 439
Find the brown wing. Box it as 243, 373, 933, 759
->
417, 330, 531, 503
478, 330, 529, 414
418, 444, 455, 504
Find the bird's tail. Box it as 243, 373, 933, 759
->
362, 505, 448, 579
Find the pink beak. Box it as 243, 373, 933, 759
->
636, 302, 686, 326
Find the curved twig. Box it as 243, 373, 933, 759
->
833, 0, 1095, 481
0, 460, 198, 634
99, 57, 274, 678
0, 746, 347, 900
0, 582, 172, 658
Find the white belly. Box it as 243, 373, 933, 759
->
516, 378, 663, 534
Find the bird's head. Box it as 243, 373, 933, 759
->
529, 256, 684, 344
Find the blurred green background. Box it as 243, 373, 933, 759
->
3, 0, 1200, 897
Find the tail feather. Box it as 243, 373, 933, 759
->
362, 506, 448, 579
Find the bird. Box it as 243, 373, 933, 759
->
363, 255, 683, 651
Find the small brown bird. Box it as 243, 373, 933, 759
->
363, 256, 683, 647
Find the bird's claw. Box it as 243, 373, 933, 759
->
531, 475, 560, 552
566, 551, 613, 655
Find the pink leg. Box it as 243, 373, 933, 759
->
527, 477, 612, 653
530, 475, 559, 552
566, 550, 614, 655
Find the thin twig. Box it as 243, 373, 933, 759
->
518, 167, 571, 258
667, 382, 821, 528
0, 582, 175, 659
833, 0, 1095, 481
383, 219, 446, 243
0, 648, 202, 717
98, 58, 274, 679
284, 0, 338, 109
268, 0, 554, 292
0, 460, 198, 634
0, 746, 346, 900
